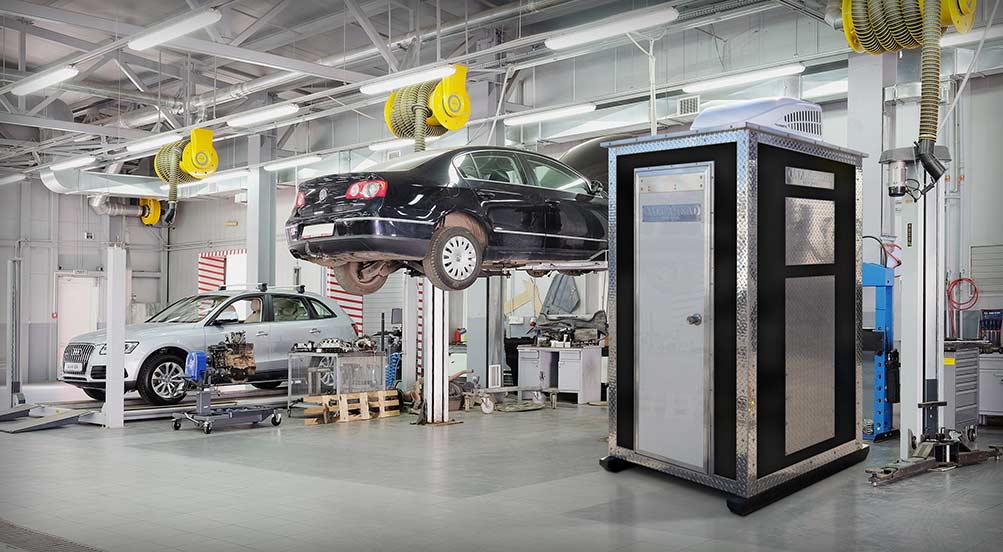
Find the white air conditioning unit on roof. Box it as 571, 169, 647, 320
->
691, 97, 822, 140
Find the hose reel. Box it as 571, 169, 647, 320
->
153, 128, 218, 225
841, 0, 975, 182
383, 65, 470, 152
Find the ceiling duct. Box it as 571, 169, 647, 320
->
40, 168, 168, 198
88, 194, 145, 217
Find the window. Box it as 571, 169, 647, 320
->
273, 296, 311, 322
453, 152, 525, 185
148, 295, 228, 323
215, 296, 264, 325
524, 156, 590, 194
309, 299, 336, 319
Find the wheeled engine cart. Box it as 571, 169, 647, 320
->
171, 337, 283, 434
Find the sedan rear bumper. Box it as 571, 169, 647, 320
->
287, 217, 434, 264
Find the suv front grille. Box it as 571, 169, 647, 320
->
63, 343, 94, 366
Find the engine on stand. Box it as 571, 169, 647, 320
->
171, 331, 282, 435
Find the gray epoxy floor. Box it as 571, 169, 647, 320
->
1, 404, 1001, 552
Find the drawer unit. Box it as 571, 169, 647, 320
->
980, 369, 1003, 417
944, 349, 979, 430
558, 361, 582, 392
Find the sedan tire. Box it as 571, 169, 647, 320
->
136, 352, 188, 406
332, 261, 391, 295
423, 226, 483, 291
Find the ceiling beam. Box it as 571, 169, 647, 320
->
1, 19, 232, 88
113, 60, 182, 129
345, 0, 400, 71
229, 0, 292, 47
185, 0, 223, 42
0, 112, 151, 139
0, 0, 372, 82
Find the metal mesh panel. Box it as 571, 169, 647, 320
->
288, 352, 386, 398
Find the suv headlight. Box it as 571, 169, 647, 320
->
98, 342, 140, 355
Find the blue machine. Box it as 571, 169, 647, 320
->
185, 351, 207, 381
863, 262, 898, 441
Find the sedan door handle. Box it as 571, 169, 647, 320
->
256, 330, 269, 336
309, 328, 322, 334
545, 199, 560, 207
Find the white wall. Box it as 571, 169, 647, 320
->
1, 182, 167, 382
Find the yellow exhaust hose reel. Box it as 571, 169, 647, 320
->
841, 0, 975, 182
383, 65, 470, 151
153, 128, 218, 225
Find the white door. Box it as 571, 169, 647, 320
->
56, 275, 100, 372
634, 163, 714, 474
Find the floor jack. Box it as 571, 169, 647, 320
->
866, 401, 1001, 486
172, 333, 282, 435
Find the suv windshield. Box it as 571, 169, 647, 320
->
147, 295, 228, 323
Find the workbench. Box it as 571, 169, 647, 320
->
516, 345, 602, 404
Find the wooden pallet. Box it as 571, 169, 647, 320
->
303, 389, 400, 425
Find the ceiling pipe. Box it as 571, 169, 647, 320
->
96, 0, 578, 129
88, 194, 145, 217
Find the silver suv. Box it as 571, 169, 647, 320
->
59, 287, 357, 405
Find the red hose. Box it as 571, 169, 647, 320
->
947, 277, 979, 338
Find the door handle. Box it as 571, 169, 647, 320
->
686, 313, 703, 326
475, 191, 495, 200
309, 328, 322, 334
545, 199, 560, 207
256, 330, 269, 336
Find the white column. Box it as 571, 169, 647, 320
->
848, 53, 896, 261
422, 279, 449, 424
401, 276, 419, 390
246, 134, 275, 286
102, 246, 126, 429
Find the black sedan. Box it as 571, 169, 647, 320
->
286, 146, 608, 294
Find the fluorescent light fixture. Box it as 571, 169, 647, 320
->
941, 26, 1003, 48
127, 9, 223, 51
360, 65, 457, 95
683, 63, 806, 94
263, 155, 322, 172
125, 133, 181, 153
545, 6, 680, 50
368, 136, 442, 151
802, 80, 848, 99
50, 156, 96, 171
0, 174, 26, 186
11, 65, 79, 96
226, 103, 300, 127
503, 103, 597, 126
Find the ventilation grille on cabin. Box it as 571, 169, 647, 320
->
676, 95, 700, 117
779, 109, 822, 139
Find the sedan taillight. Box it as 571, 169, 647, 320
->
294, 190, 306, 208
346, 179, 387, 200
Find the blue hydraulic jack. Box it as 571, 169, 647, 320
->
863, 262, 899, 441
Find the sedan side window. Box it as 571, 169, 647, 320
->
524, 156, 590, 194
273, 296, 311, 322
456, 153, 525, 185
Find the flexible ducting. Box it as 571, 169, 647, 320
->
387, 80, 443, 152
845, 0, 949, 181
88, 194, 146, 218
154, 140, 193, 226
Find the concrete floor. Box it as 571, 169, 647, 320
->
1, 403, 1001, 552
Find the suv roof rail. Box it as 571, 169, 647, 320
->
216, 283, 306, 293
218, 283, 269, 292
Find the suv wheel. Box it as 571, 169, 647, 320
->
423, 226, 483, 291
82, 388, 106, 401
137, 352, 187, 405
332, 261, 391, 295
